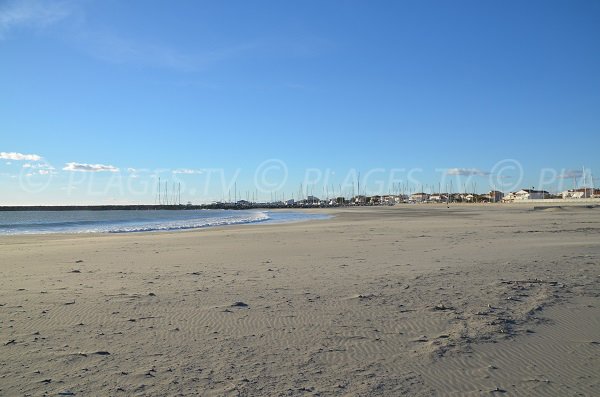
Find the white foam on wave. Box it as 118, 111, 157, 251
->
105, 211, 271, 233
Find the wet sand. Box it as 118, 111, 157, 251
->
1, 205, 599, 396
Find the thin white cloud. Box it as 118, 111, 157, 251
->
173, 168, 204, 175
80, 30, 193, 71
0, 0, 73, 39
0, 151, 42, 161
23, 162, 56, 175
446, 168, 490, 177
126, 168, 142, 178
22, 162, 54, 169
63, 162, 119, 172
76, 28, 260, 72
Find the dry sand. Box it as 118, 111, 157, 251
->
1, 205, 599, 396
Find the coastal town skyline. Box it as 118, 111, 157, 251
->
1, 152, 597, 206
2, 0, 599, 205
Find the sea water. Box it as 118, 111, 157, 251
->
0, 210, 329, 235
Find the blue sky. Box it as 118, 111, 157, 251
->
1, 0, 599, 204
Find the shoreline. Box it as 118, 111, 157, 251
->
1, 205, 598, 395
0, 209, 331, 237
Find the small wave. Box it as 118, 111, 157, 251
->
105, 212, 270, 233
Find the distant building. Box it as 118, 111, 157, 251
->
487, 190, 505, 203
503, 192, 516, 202
380, 195, 392, 204
380, 194, 409, 204
452, 193, 476, 202
561, 188, 600, 199
236, 200, 251, 206
429, 193, 448, 203
514, 189, 550, 200
367, 196, 381, 205
353, 195, 367, 205
334, 197, 348, 205
306, 195, 320, 205
410, 192, 429, 202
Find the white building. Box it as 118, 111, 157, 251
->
561, 188, 599, 199
503, 192, 518, 203
429, 194, 448, 203
409, 193, 430, 202
514, 189, 550, 200
380, 195, 403, 205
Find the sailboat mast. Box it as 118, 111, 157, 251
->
357, 172, 360, 203
583, 166, 587, 197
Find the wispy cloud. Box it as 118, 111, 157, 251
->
446, 168, 490, 177
0, 151, 42, 161
78, 29, 193, 71
23, 162, 56, 175
1, 1, 308, 73
75, 28, 261, 72
63, 162, 119, 172
23, 162, 54, 169
172, 168, 204, 175
24, 169, 53, 176
126, 167, 148, 178
0, 0, 259, 72
0, 0, 73, 39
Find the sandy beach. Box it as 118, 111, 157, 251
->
1, 205, 599, 396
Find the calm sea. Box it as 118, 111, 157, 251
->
0, 210, 329, 235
